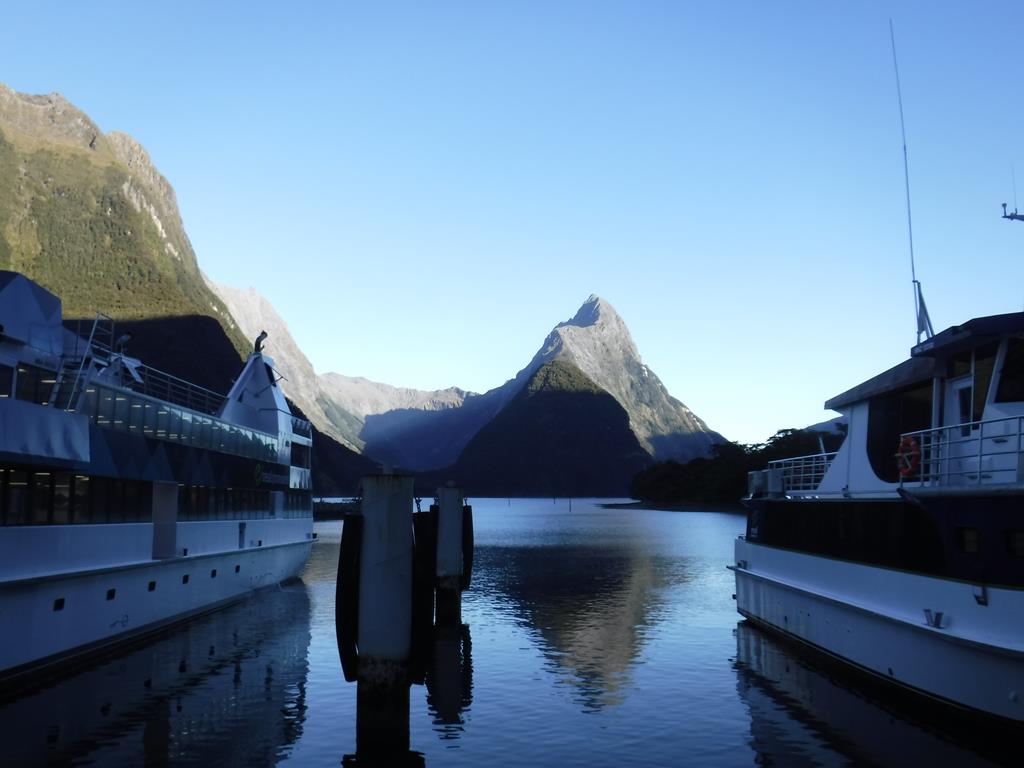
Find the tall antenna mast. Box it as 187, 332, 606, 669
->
890, 19, 933, 342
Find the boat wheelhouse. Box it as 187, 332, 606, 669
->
0, 271, 314, 683
735, 311, 1024, 722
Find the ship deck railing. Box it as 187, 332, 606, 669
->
901, 416, 1024, 488
131, 363, 225, 416
767, 452, 838, 492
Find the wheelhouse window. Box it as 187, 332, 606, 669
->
867, 379, 933, 482
996, 337, 1024, 403
973, 343, 998, 420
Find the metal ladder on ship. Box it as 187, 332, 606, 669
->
50, 313, 116, 411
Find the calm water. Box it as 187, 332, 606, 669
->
2, 499, 1013, 766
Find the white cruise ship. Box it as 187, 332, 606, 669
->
736, 311, 1024, 723
0, 271, 314, 683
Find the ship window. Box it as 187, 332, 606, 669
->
90, 478, 110, 523
123, 481, 141, 522
96, 390, 115, 426
235, 564, 240, 573
16, 364, 57, 406
182, 574, 190, 584
0, 363, 12, 398
210, 569, 217, 578
996, 338, 1024, 403
956, 386, 972, 436
148, 581, 156, 592
290, 443, 310, 469
73, 475, 91, 524
1006, 530, 1024, 558
30, 472, 52, 524
113, 395, 129, 430
867, 380, 933, 482
5, 470, 29, 525
956, 526, 980, 554
79, 387, 98, 419
106, 588, 116, 601
973, 343, 998, 420
52, 473, 71, 524
53, 597, 65, 611
142, 402, 156, 435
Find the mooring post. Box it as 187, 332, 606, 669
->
434, 486, 465, 625
356, 472, 414, 758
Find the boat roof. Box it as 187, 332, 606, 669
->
825, 356, 935, 411
826, 311, 1024, 411
910, 311, 1024, 358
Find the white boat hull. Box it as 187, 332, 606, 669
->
733, 537, 1024, 722
1, 533, 311, 679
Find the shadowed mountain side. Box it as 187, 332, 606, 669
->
473, 542, 681, 712
418, 360, 651, 497
64, 315, 242, 395
361, 392, 502, 470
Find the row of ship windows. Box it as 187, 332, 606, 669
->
80, 385, 285, 464
0, 468, 312, 526
51, 564, 244, 612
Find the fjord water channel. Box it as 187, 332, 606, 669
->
2, 499, 1012, 766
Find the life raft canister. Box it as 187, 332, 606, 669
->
895, 436, 921, 477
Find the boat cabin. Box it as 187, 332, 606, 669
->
759, 312, 1024, 498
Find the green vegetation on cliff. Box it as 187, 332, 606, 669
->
0, 108, 246, 355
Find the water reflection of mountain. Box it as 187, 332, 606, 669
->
478, 543, 684, 711
734, 621, 1013, 767
1, 584, 311, 767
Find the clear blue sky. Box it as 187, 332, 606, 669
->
5, 2, 1023, 444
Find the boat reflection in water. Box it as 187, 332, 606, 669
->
477, 541, 683, 711
0, 582, 311, 766
734, 621, 1014, 767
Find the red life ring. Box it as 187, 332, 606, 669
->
895, 436, 921, 477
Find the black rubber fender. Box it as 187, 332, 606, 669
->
460, 505, 473, 590
335, 513, 362, 683
410, 510, 437, 684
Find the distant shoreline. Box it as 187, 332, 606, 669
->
313, 497, 747, 517
602, 500, 746, 513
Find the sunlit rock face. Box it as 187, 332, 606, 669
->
525, 295, 723, 462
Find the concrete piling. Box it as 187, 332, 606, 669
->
434, 487, 465, 625
355, 473, 414, 758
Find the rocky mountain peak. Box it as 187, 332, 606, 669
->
564, 294, 613, 328
0, 83, 103, 152
521, 295, 720, 462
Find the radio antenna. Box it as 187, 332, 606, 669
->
1003, 166, 1024, 222
890, 19, 933, 342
